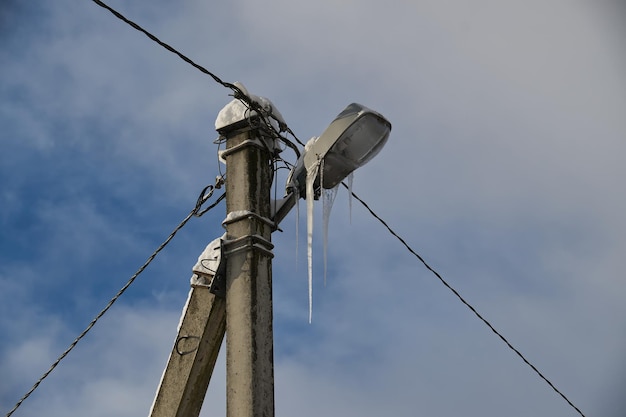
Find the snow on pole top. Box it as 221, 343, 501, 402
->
215, 82, 286, 132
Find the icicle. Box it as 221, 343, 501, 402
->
346, 172, 354, 224
322, 185, 338, 287
320, 158, 339, 286
294, 187, 300, 269
305, 157, 320, 323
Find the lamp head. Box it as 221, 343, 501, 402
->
288, 103, 391, 196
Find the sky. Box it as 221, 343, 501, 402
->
1, 1, 625, 416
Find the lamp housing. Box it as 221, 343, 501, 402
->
287, 103, 391, 196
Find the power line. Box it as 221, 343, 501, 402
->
343, 183, 586, 417
89, 0, 306, 151
90, 0, 230, 90
4, 184, 225, 417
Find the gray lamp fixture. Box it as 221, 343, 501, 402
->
288, 103, 392, 195
273, 103, 391, 225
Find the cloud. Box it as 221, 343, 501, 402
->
2, 1, 625, 416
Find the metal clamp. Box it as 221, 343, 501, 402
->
222, 210, 276, 229
222, 235, 274, 259
220, 137, 270, 159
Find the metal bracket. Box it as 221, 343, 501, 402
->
208, 240, 227, 297
191, 237, 227, 298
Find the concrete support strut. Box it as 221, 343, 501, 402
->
149, 287, 226, 417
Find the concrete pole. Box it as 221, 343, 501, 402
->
221, 122, 275, 417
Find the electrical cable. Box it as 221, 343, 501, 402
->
236, 98, 302, 160
342, 183, 586, 417
285, 126, 306, 147
90, 0, 302, 161
4, 183, 225, 417
90, 0, 231, 90
279, 133, 302, 159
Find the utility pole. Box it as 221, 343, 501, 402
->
148, 90, 390, 417
221, 120, 276, 417
149, 110, 276, 417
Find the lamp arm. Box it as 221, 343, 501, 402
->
271, 190, 298, 230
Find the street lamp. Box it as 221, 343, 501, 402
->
150, 90, 391, 417
274, 103, 391, 225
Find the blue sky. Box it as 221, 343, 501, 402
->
2, 1, 625, 416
